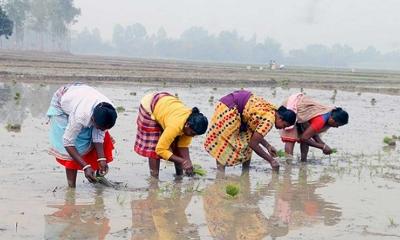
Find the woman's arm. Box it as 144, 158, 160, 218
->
156, 127, 193, 173
249, 132, 278, 167
169, 147, 193, 172
260, 138, 277, 157
65, 146, 97, 183
63, 119, 97, 182
300, 127, 332, 154
94, 142, 108, 175
312, 134, 324, 144
92, 129, 108, 175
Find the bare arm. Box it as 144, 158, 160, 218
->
260, 138, 277, 158
65, 146, 97, 182
168, 147, 193, 174
300, 127, 332, 154
249, 132, 278, 167
312, 134, 325, 145
94, 142, 108, 175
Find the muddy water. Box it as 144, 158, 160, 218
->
0, 82, 399, 239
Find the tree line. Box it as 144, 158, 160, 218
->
0, 0, 80, 51
71, 24, 400, 69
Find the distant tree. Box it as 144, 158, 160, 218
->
252, 37, 283, 63
0, 5, 13, 40
29, 0, 50, 50
47, 0, 80, 50
4, 0, 28, 46
5, 0, 30, 48
180, 26, 214, 60
71, 27, 113, 55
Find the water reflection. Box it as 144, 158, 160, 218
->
131, 179, 200, 240
203, 165, 341, 239
0, 82, 56, 132
44, 189, 110, 240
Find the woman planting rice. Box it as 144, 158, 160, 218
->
204, 90, 296, 171
47, 83, 117, 188
280, 93, 349, 162
134, 92, 208, 178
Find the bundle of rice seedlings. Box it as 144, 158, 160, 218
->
225, 184, 240, 197
193, 164, 207, 176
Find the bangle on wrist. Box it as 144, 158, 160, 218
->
82, 165, 91, 171
97, 158, 107, 162
322, 144, 327, 151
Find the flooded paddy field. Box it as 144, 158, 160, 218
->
0, 81, 400, 239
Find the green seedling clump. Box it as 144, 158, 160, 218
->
116, 106, 125, 113
193, 164, 207, 176
331, 148, 338, 153
383, 136, 396, 146
14, 92, 21, 100
225, 184, 240, 197
5, 123, 21, 132
276, 149, 285, 158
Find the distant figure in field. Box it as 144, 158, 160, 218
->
134, 92, 208, 178
47, 83, 117, 188
280, 93, 349, 162
204, 90, 296, 171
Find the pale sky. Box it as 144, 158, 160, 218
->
72, 0, 400, 52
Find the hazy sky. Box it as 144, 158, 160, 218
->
73, 0, 399, 52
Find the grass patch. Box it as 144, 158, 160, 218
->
225, 184, 240, 197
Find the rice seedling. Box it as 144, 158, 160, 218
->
383, 136, 396, 146
388, 217, 398, 228
331, 148, 338, 154
193, 164, 207, 176
5, 123, 21, 132
225, 184, 240, 197
272, 89, 277, 97
276, 149, 285, 158
14, 92, 21, 101
116, 193, 127, 206
116, 106, 125, 113
129, 92, 137, 96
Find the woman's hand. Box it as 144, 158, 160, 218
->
98, 160, 109, 176
269, 158, 280, 171
267, 145, 278, 158
182, 159, 194, 176
322, 144, 333, 155
84, 166, 97, 183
